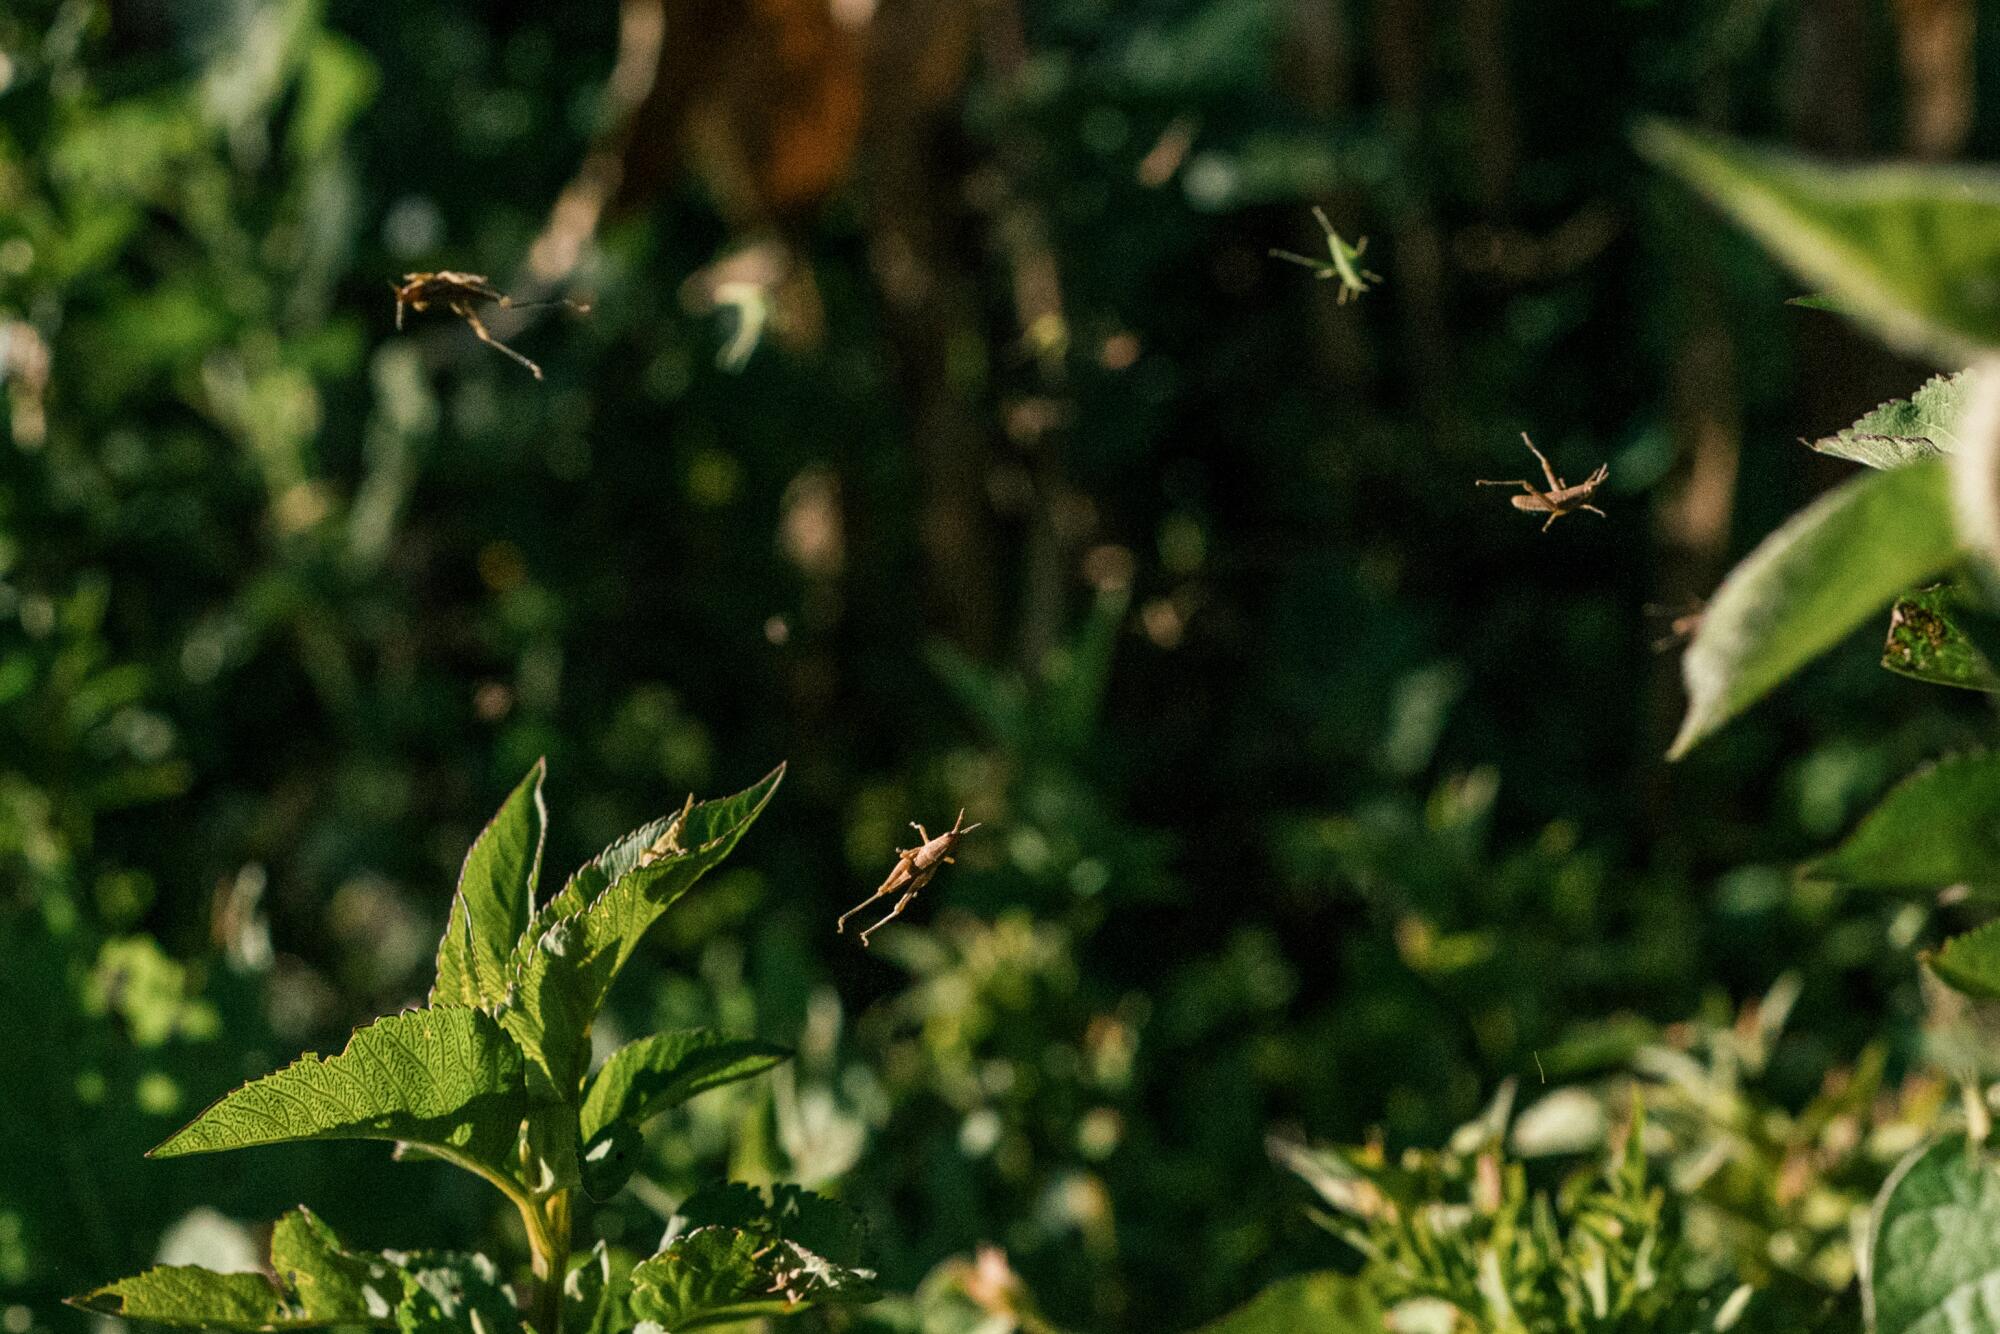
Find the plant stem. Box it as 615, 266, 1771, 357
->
529, 1188, 573, 1334
417, 1146, 569, 1332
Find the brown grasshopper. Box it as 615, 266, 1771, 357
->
392, 271, 589, 379
838, 810, 981, 946
1476, 433, 1609, 531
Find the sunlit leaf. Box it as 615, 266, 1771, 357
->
1867, 1137, 2000, 1334
1639, 122, 2000, 364
150, 1006, 525, 1174
1670, 458, 1957, 757
1812, 372, 1980, 469
578, 1030, 789, 1198
70, 1208, 401, 1330
1801, 753, 2000, 896
499, 768, 782, 1102
432, 761, 547, 1012
1882, 584, 2000, 692
628, 1185, 876, 1330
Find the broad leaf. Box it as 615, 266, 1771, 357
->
1638, 122, 2000, 364
433, 761, 547, 1011
1930, 921, 2000, 1000
70, 1208, 401, 1329
1882, 585, 2000, 692
385, 1252, 524, 1334
151, 1006, 525, 1175
644, 1184, 877, 1323
580, 1039, 789, 1127
629, 1184, 877, 1331
1867, 1138, 2000, 1334
1813, 372, 1980, 469
499, 768, 783, 1102
1669, 458, 1956, 758
72, 1269, 301, 1329
578, 1030, 790, 1197
1801, 753, 2000, 896
270, 1208, 404, 1323
1189, 1273, 1382, 1334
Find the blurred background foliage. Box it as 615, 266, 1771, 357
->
0, 0, 1994, 1329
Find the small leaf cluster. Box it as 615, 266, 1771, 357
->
71, 763, 880, 1334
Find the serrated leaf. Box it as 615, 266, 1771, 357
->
577, 1031, 789, 1197
629, 1223, 876, 1331
70, 1208, 401, 1330
1867, 1138, 2000, 1334
433, 761, 547, 1011
271, 1207, 404, 1323
1188, 1272, 1382, 1334
1669, 458, 1956, 758
386, 1252, 523, 1334
670, 1182, 871, 1268
498, 768, 783, 1102
71, 1268, 298, 1329
580, 1032, 788, 1152
1638, 121, 2000, 364
1801, 753, 2000, 896
1930, 922, 2000, 1000
150, 1006, 525, 1175
1882, 585, 2000, 691
1813, 372, 1981, 469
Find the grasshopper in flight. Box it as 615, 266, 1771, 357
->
392, 271, 589, 379
838, 810, 981, 946
1269, 207, 1381, 304
1476, 433, 1609, 532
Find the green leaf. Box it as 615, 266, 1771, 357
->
578, 1030, 790, 1196
70, 1208, 401, 1330
71, 1268, 298, 1329
1188, 1273, 1382, 1334
1638, 121, 2000, 364
270, 1208, 405, 1323
387, 1253, 523, 1334
1669, 458, 1956, 758
1930, 921, 2000, 1000
627, 1185, 878, 1333
433, 761, 547, 1011
1867, 1138, 2000, 1334
635, 1184, 878, 1326
1812, 372, 1981, 469
150, 1006, 525, 1176
562, 1242, 632, 1334
576, 1029, 785, 1201
1882, 585, 2000, 691
1801, 753, 2000, 896
499, 767, 783, 1102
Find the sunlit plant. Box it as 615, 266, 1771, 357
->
68, 762, 879, 1334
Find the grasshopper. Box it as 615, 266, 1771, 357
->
838, 810, 981, 946
1269, 207, 1381, 304
392, 271, 589, 379
1476, 433, 1609, 531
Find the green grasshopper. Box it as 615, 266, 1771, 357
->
1268, 207, 1381, 304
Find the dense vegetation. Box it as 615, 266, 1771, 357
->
7, 2, 2000, 1332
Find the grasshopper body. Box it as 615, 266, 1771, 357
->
839, 810, 981, 946
1476, 433, 1609, 531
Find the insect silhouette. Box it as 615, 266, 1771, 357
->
1268, 207, 1381, 304
1476, 434, 1609, 531
392, 271, 590, 379
838, 810, 982, 947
